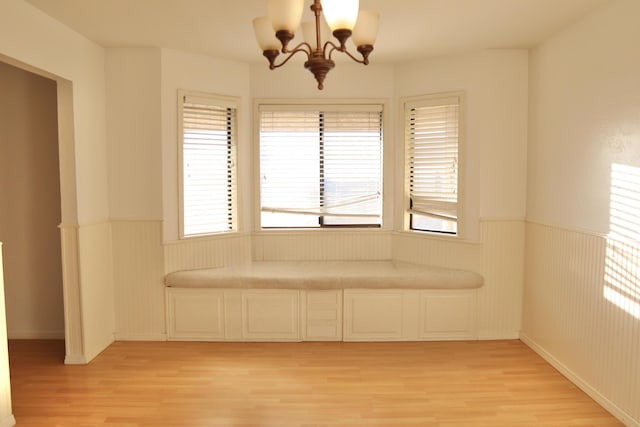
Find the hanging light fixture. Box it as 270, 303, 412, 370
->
253, 0, 380, 90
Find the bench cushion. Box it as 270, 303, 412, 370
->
165, 261, 483, 290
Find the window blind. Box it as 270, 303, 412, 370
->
181, 94, 237, 236
259, 105, 383, 228
405, 96, 459, 233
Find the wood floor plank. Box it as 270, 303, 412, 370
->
8, 340, 623, 426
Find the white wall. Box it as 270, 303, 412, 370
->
524, 0, 640, 425
527, 0, 640, 233
106, 48, 163, 220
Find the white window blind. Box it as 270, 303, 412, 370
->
259, 105, 383, 228
180, 93, 237, 237
405, 95, 460, 234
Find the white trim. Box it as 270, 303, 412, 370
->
391, 230, 482, 246
64, 355, 88, 365
525, 218, 609, 240
259, 103, 383, 113
163, 230, 251, 246
113, 333, 168, 341
254, 229, 391, 237
477, 332, 520, 340
0, 415, 16, 427
255, 98, 388, 107
520, 333, 639, 427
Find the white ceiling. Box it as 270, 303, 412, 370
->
25, 0, 608, 64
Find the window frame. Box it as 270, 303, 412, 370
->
402, 92, 465, 237
253, 99, 390, 232
178, 89, 239, 239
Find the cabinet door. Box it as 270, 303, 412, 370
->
166, 288, 225, 341
343, 290, 407, 341
241, 290, 300, 341
419, 291, 477, 340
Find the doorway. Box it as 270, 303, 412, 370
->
0, 61, 64, 349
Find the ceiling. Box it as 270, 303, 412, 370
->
25, 0, 608, 64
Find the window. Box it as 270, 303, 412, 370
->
258, 104, 383, 228
405, 94, 461, 234
179, 91, 238, 237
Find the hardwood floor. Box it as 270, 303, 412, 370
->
8, 340, 622, 427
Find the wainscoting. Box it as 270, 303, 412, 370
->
76, 221, 115, 362
112, 220, 165, 341
164, 232, 252, 273
522, 221, 640, 426
253, 230, 392, 261
60, 222, 115, 364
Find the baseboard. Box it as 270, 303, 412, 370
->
520, 333, 639, 427
114, 333, 167, 341
64, 354, 88, 365
7, 330, 65, 340
0, 414, 16, 427
478, 332, 520, 340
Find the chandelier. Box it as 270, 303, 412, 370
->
253, 0, 380, 90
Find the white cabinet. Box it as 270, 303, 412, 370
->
343, 289, 477, 341
166, 288, 301, 341
166, 288, 477, 342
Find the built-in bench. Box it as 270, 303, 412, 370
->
165, 260, 484, 342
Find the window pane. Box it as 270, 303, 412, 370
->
406, 96, 459, 234
181, 95, 236, 237
259, 107, 383, 228
322, 111, 382, 226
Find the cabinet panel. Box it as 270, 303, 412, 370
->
241, 290, 300, 340
419, 291, 477, 340
166, 289, 225, 340
344, 291, 404, 340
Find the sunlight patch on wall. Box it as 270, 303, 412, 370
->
605, 163, 640, 319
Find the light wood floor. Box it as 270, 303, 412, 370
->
8, 340, 622, 427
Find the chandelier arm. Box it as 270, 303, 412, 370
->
338, 47, 369, 65
323, 40, 341, 61
269, 43, 313, 69
281, 41, 312, 55
323, 40, 372, 65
